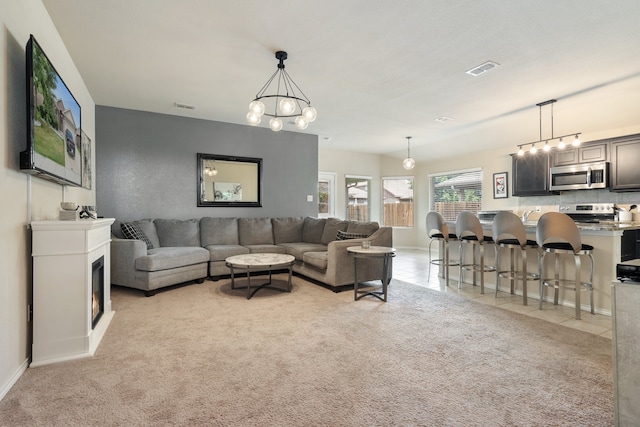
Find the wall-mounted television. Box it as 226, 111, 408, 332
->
20, 34, 82, 187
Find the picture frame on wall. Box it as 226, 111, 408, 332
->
81, 130, 92, 190
493, 172, 508, 199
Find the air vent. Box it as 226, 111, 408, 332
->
466, 61, 500, 76
434, 116, 453, 123
174, 102, 196, 110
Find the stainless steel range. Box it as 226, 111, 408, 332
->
558, 202, 615, 223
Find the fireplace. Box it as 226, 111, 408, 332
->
91, 256, 104, 329
31, 218, 115, 367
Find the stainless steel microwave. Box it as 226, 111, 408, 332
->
549, 162, 609, 191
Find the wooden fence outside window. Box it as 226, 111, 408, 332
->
434, 202, 481, 221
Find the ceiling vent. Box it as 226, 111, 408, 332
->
174, 102, 195, 110
466, 61, 500, 76
434, 116, 453, 123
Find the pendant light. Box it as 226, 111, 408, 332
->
402, 136, 415, 170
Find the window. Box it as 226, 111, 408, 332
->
346, 175, 371, 221
382, 177, 414, 227
318, 172, 336, 218
430, 168, 482, 221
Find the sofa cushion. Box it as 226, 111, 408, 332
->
135, 247, 210, 272
320, 218, 349, 244
346, 221, 379, 236
204, 244, 250, 262
155, 219, 201, 247
239, 218, 274, 245
302, 217, 326, 243
272, 217, 304, 244
336, 230, 370, 240
200, 217, 239, 246
303, 251, 328, 271
279, 242, 328, 260
121, 222, 154, 249
244, 244, 287, 254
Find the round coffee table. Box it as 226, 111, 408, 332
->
225, 253, 295, 299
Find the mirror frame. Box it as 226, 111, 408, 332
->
197, 153, 263, 207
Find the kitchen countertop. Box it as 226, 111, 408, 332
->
522, 220, 640, 232
447, 220, 640, 235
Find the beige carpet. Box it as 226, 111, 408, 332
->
0, 275, 613, 426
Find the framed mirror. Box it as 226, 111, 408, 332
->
197, 153, 262, 207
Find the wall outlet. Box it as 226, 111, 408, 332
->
307, 195, 313, 202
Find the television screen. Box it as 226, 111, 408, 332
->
21, 35, 82, 186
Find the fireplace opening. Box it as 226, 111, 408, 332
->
92, 256, 104, 329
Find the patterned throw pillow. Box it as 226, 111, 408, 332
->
121, 222, 154, 249
336, 230, 370, 240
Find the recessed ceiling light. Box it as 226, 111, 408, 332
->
174, 102, 196, 110
434, 116, 453, 122
465, 61, 500, 76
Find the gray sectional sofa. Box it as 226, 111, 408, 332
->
110, 217, 393, 296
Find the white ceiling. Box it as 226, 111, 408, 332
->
42, 0, 640, 162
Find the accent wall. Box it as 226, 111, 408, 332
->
95, 106, 318, 221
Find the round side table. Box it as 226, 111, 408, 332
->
347, 246, 396, 302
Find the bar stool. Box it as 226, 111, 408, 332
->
536, 212, 594, 320
456, 211, 495, 294
492, 211, 540, 305
426, 211, 459, 286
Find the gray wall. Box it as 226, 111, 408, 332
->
96, 106, 318, 220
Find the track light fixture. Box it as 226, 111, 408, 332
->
516, 99, 581, 156
204, 160, 218, 176
246, 51, 317, 132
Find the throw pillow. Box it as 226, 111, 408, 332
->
336, 230, 370, 240
121, 222, 154, 249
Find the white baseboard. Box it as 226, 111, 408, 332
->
0, 358, 29, 402
394, 246, 428, 251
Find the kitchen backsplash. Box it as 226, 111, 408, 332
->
517, 189, 640, 221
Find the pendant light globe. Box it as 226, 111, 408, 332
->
403, 157, 416, 170
269, 117, 283, 132
294, 116, 308, 130
302, 106, 317, 122
246, 112, 261, 126
249, 100, 265, 116
279, 98, 297, 115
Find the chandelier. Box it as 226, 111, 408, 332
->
246, 51, 317, 132
516, 99, 581, 156
402, 136, 415, 170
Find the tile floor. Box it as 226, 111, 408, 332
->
392, 248, 613, 339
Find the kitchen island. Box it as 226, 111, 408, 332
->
444, 220, 640, 316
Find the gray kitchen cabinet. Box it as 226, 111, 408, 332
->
611, 134, 640, 191
511, 152, 556, 196
552, 142, 608, 166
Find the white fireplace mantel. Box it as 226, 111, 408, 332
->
30, 218, 115, 367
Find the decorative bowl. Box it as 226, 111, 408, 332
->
60, 202, 78, 211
